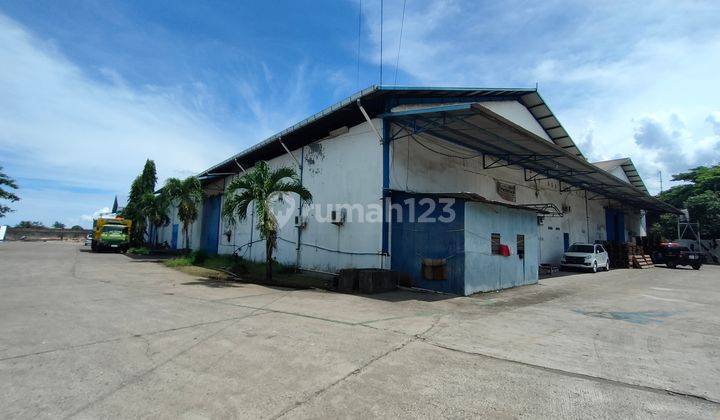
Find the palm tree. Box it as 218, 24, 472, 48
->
164, 176, 204, 250
0, 166, 20, 218
142, 192, 170, 246
222, 161, 312, 283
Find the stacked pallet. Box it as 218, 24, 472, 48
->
604, 242, 654, 269
604, 242, 630, 269
631, 254, 655, 269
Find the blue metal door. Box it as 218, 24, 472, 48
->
200, 195, 221, 255
563, 233, 570, 251
390, 192, 465, 295
605, 209, 626, 242
171, 224, 179, 249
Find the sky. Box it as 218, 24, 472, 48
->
1, 0, 719, 228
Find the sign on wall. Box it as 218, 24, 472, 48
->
496, 180, 516, 202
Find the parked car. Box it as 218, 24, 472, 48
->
651, 243, 704, 270
84, 234, 93, 247
560, 243, 609, 273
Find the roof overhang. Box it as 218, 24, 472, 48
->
197, 85, 572, 179
385, 103, 679, 214
388, 190, 550, 214
592, 158, 649, 194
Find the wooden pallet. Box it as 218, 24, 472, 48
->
631, 254, 655, 269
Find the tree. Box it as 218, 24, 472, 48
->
164, 176, 204, 249
16, 221, 44, 228
70, 225, 83, 230
124, 159, 158, 245
222, 161, 311, 283
0, 166, 20, 218
685, 191, 720, 238
52, 221, 66, 229
656, 163, 720, 238
142, 191, 171, 245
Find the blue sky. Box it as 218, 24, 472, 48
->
1, 0, 719, 228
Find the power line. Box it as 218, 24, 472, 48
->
411, 134, 481, 160
356, 0, 362, 89
394, 0, 407, 85
379, 0, 383, 84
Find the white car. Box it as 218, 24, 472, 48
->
560, 243, 610, 273
84, 234, 93, 247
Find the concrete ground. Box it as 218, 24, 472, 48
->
1, 242, 719, 419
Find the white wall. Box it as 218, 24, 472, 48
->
610, 166, 631, 183
157, 196, 203, 250
216, 120, 384, 272
162, 99, 647, 269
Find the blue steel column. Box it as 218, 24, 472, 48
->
382, 118, 390, 256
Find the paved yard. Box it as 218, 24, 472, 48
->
1, 241, 719, 419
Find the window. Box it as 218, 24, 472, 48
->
517, 234, 525, 259
491, 233, 501, 255
596, 245, 605, 253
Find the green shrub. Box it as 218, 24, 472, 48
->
128, 247, 151, 255
189, 250, 207, 265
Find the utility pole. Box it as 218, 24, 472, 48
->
658, 170, 663, 193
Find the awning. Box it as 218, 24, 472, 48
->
385, 103, 679, 214
388, 190, 552, 214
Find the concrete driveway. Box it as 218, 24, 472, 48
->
1, 241, 719, 419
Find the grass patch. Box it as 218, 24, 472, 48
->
164, 257, 193, 267
128, 247, 151, 255
162, 252, 329, 289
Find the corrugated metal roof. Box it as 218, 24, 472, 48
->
198, 85, 580, 177
592, 158, 649, 194
386, 103, 678, 214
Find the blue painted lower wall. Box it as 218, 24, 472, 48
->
390, 192, 539, 296
463, 202, 539, 295
390, 193, 465, 294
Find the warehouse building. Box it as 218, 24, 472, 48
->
158, 86, 677, 295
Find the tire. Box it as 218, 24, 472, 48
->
91, 240, 97, 252
692, 264, 701, 270
667, 261, 676, 269
591, 261, 598, 273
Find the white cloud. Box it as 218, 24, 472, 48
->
81, 207, 111, 222
707, 112, 720, 136
0, 14, 244, 227
362, 0, 720, 193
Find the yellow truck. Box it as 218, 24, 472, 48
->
91, 216, 132, 252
